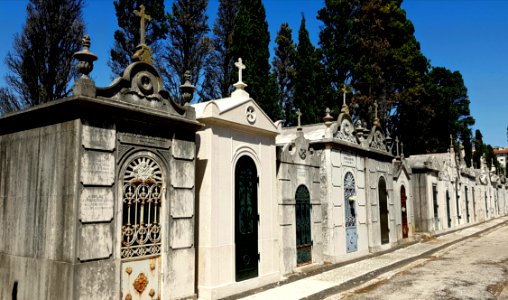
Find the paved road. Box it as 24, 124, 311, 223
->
330, 223, 508, 300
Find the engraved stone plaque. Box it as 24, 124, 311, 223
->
78, 223, 113, 261
119, 132, 171, 149
80, 187, 114, 223
82, 124, 115, 151
81, 151, 115, 186
342, 152, 356, 167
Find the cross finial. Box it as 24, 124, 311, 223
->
235, 58, 246, 84
373, 101, 381, 127
296, 108, 302, 128
134, 5, 151, 45
340, 84, 350, 115
395, 136, 400, 157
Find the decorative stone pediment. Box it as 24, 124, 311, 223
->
192, 97, 278, 135
96, 62, 187, 117
334, 113, 358, 144
367, 126, 387, 152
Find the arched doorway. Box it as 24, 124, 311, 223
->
120, 156, 164, 300
235, 156, 258, 281
295, 185, 312, 265
400, 185, 408, 238
344, 172, 357, 253
378, 177, 389, 244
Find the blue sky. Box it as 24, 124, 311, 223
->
0, 0, 506, 147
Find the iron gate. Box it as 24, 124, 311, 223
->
295, 185, 312, 265
344, 172, 357, 253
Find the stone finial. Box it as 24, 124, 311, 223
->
74, 35, 97, 79
400, 141, 404, 158
134, 5, 151, 45
179, 70, 195, 104
449, 134, 454, 153
232, 58, 249, 98
73, 35, 97, 97
323, 107, 334, 126
132, 5, 153, 64
296, 108, 302, 131
373, 101, 381, 127
341, 84, 350, 115
395, 136, 400, 158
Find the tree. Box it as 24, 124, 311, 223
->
110, 0, 168, 76
1, 0, 85, 109
201, 0, 240, 101
163, 0, 210, 103
473, 129, 484, 169
272, 23, 296, 125
293, 15, 324, 125
317, 0, 359, 111
0, 88, 22, 115
231, 0, 280, 120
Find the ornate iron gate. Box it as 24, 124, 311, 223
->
120, 156, 163, 300
400, 185, 408, 238
235, 156, 259, 281
378, 177, 389, 244
295, 185, 312, 265
344, 172, 357, 253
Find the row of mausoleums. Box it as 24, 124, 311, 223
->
1, 50, 507, 299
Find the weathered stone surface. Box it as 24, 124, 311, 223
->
172, 138, 195, 160
171, 159, 194, 188
78, 224, 113, 261
75, 259, 119, 300
332, 166, 342, 187
170, 188, 194, 218
170, 218, 194, 249
82, 123, 115, 151
80, 151, 115, 186
79, 187, 114, 223
166, 248, 195, 299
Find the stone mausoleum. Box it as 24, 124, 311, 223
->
1, 9, 508, 300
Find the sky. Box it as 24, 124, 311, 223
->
0, 0, 506, 147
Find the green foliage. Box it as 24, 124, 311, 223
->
294, 15, 325, 125
164, 0, 211, 103
1, 0, 85, 109
231, 0, 281, 120
110, 0, 168, 76
272, 23, 296, 125
201, 0, 240, 101
473, 129, 484, 168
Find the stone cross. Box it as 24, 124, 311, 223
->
134, 5, 151, 45
373, 101, 381, 127
395, 136, 400, 157
341, 84, 348, 106
235, 58, 246, 83
296, 108, 302, 128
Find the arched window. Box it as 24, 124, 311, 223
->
121, 156, 163, 259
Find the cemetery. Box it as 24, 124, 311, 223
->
1, 7, 507, 300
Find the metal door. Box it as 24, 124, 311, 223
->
235, 156, 259, 281
295, 185, 312, 265
344, 172, 357, 253
446, 190, 451, 228
120, 156, 163, 300
465, 187, 470, 222
378, 177, 389, 244
400, 185, 408, 238
432, 184, 439, 229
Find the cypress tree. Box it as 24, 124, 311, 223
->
201, 0, 240, 101
164, 0, 211, 103
272, 23, 296, 125
110, 0, 168, 76
294, 15, 323, 125
1, 0, 85, 109
231, 0, 280, 120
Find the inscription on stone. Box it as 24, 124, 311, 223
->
82, 124, 115, 150
80, 187, 114, 223
81, 151, 115, 186
119, 132, 171, 149
296, 166, 307, 179
342, 152, 356, 167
